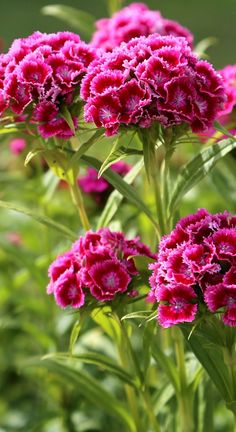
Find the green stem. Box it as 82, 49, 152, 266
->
67, 172, 90, 231
173, 328, 194, 432
233, 414, 236, 432
140, 389, 161, 432
161, 147, 175, 232
118, 317, 161, 432
116, 319, 143, 432
118, 345, 143, 432
151, 168, 166, 238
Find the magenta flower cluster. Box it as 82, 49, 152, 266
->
149, 209, 236, 328
0, 31, 96, 138
78, 161, 131, 203
218, 64, 236, 118
81, 34, 225, 136
91, 2, 193, 51
47, 228, 156, 308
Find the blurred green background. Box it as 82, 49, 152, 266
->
1, 0, 235, 68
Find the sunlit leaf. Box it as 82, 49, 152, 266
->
24, 148, 44, 166
106, 0, 125, 15
194, 37, 217, 58
91, 307, 121, 344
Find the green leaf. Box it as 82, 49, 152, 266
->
43, 149, 73, 182
97, 159, 144, 228
60, 105, 75, 135
69, 319, 83, 354
24, 148, 44, 166
0, 200, 76, 240
169, 138, 236, 214
142, 140, 156, 183
194, 37, 217, 58
43, 352, 138, 388
91, 307, 121, 343
29, 356, 136, 431
181, 325, 232, 403
69, 129, 104, 175
98, 137, 122, 177
81, 155, 159, 231
152, 343, 180, 393
129, 255, 155, 273
41, 5, 95, 38
214, 121, 236, 138
107, 0, 125, 15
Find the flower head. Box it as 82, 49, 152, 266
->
0, 32, 96, 138
149, 209, 236, 327
91, 3, 193, 51
81, 34, 225, 136
48, 228, 156, 309
218, 64, 236, 117
9, 138, 26, 155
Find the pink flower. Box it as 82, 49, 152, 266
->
89, 259, 131, 301
48, 228, 156, 309
78, 161, 131, 203
0, 31, 97, 139
158, 285, 197, 328
47, 251, 80, 294
204, 284, 236, 327
218, 65, 236, 117
198, 64, 236, 142
9, 138, 26, 155
91, 3, 193, 51
149, 209, 236, 327
81, 35, 225, 136
54, 269, 85, 308
33, 101, 78, 139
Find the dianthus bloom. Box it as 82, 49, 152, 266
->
48, 228, 156, 308
197, 65, 236, 143
218, 65, 236, 118
78, 161, 131, 203
149, 209, 236, 327
9, 138, 26, 155
91, 2, 193, 51
0, 31, 96, 138
81, 34, 225, 136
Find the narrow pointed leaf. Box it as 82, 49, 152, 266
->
181, 326, 232, 403
60, 105, 75, 135
44, 352, 138, 388
69, 129, 104, 175
0, 200, 76, 240
152, 343, 180, 393
194, 37, 217, 58
169, 138, 236, 213
82, 155, 159, 231
97, 159, 144, 228
24, 148, 44, 166
91, 307, 121, 343
98, 137, 122, 177
29, 356, 136, 431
